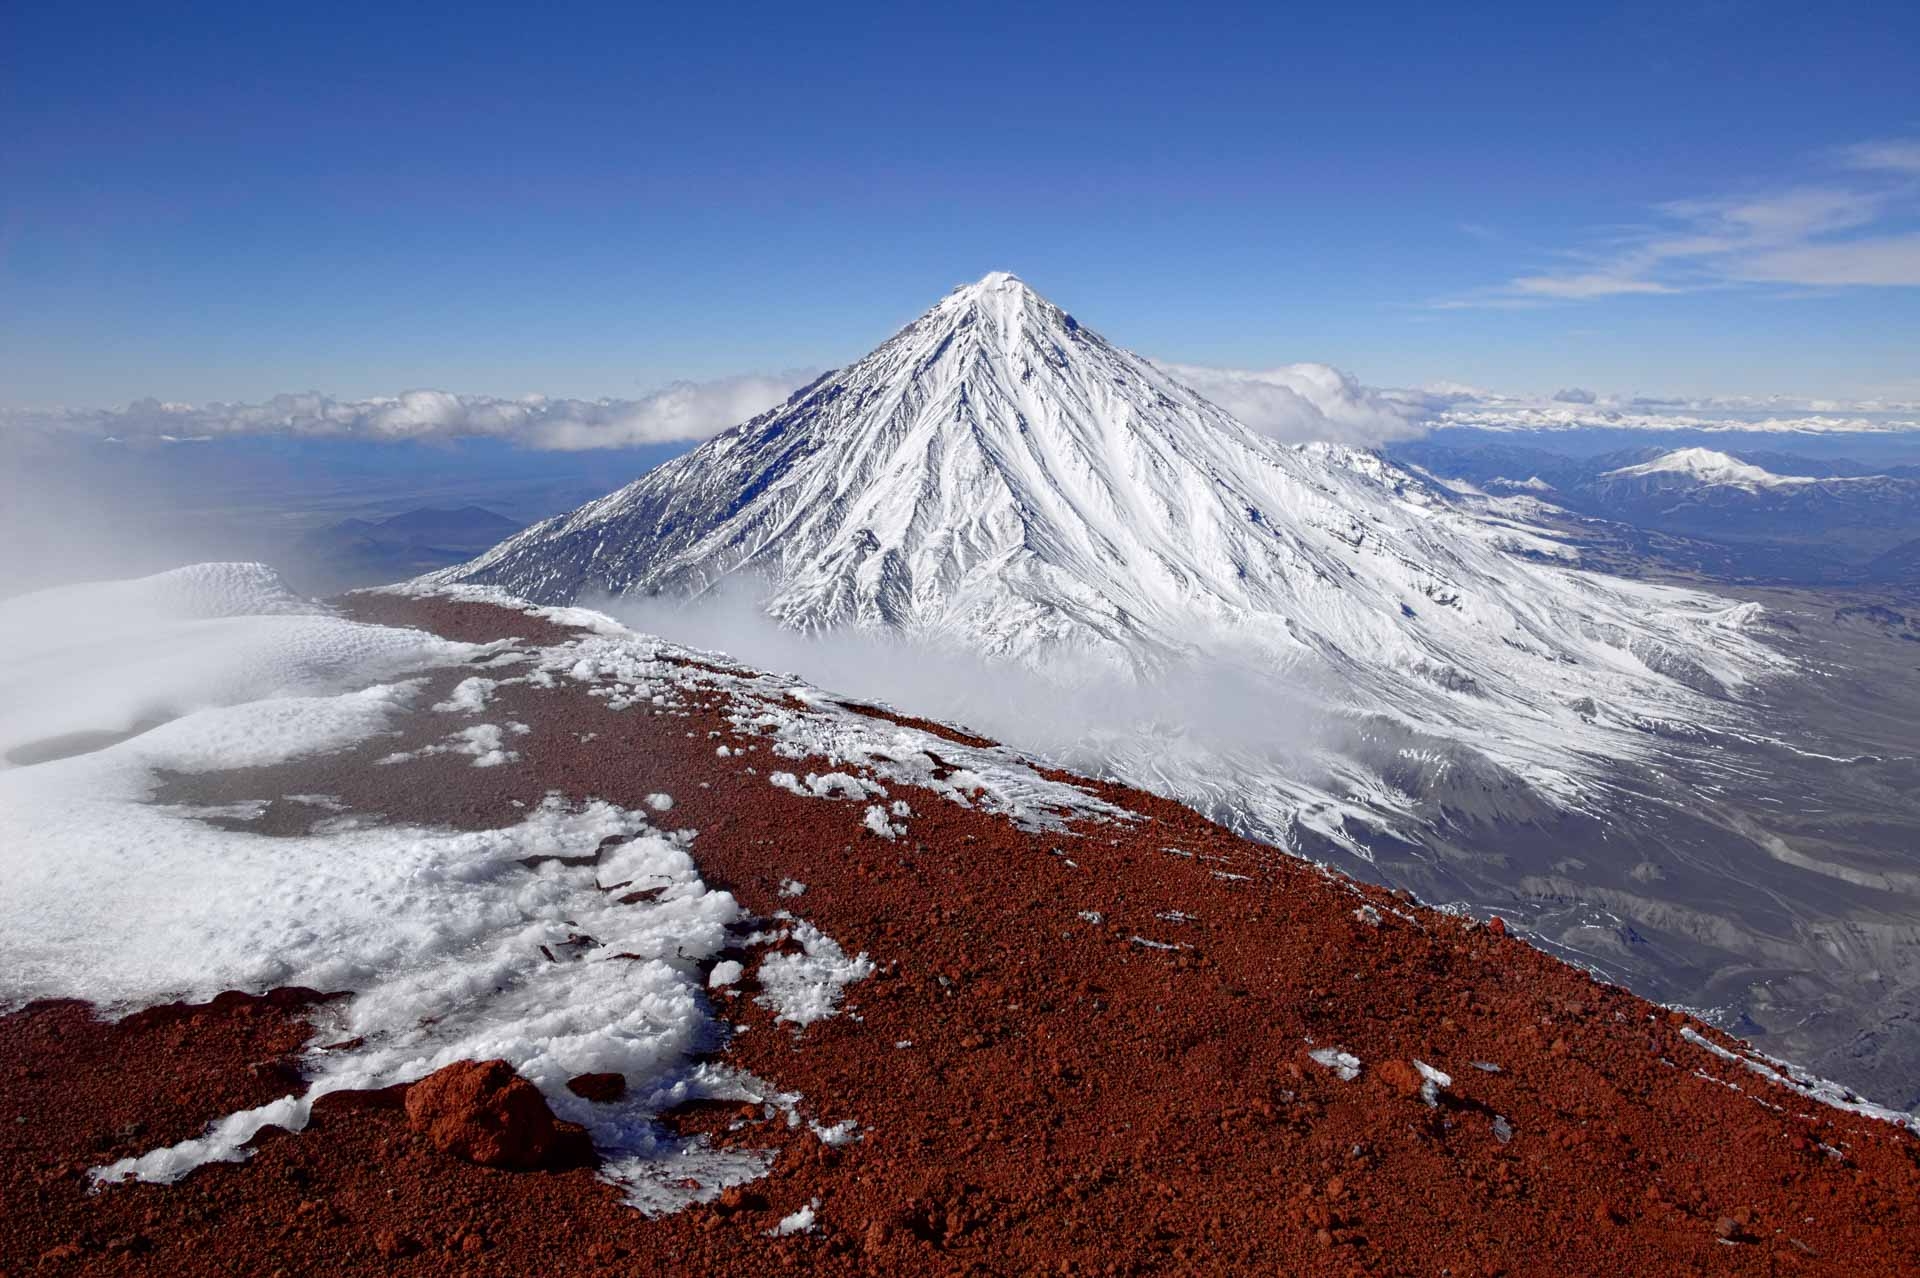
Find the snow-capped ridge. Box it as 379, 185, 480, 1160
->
11, 561, 316, 622
1602, 448, 1819, 490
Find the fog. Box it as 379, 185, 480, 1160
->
0, 432, 690, 600
0, 374, 815, 452
596, 580, 1342, 816
0, 440, 232, 600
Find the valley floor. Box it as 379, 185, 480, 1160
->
4, 594, 1917, 1276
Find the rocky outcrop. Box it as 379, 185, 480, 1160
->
403, 1060, 590, 1170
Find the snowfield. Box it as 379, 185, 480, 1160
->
0, 563, 468, 768
0, 572, 763, 1208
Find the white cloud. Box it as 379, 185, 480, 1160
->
1838, 139, 1920, 176
1460, 139, 1920, 303
1154, 361, 1427, 446
1422, 384, 1920, 435
8, 359, 1431, 453
2, 373, 819, 452
1733, 232, 1920, 287
1512, 273, 1678, 299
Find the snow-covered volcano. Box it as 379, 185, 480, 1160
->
421, 277, 1920, 1097
430, 273, 1774, 798
1599, 447, 1820, 492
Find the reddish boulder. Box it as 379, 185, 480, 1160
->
1374, 1059, 1423, 1099
715, 1184, 768, 1215
404, 1060, 590, 1169
566, 1071, 627, 1103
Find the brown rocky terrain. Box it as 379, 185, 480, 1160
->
4, 593, 1917, 1276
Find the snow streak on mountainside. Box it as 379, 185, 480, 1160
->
429, 273, 1779, 821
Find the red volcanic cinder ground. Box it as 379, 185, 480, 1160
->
3, 594, 1916, 1276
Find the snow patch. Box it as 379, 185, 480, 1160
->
768, 1198, 819, 1237
811, 1119, 859, 1146
0, 563, 468, 770
754, 918, 874, 1027
0, 568, 847, 1214
1414, 1059, 1452, 1107
863, 804, 904, 839
432, 676, 497, 714
380, 721, 527, 768
1679, 1027, 1920, 1135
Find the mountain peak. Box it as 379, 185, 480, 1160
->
955, 269, 1028, 295
1603, 447, 1814, 490
931, 270, 1068, 330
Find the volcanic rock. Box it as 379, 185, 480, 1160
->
1374, 1059, 1424, 1098
565, 1071, 627, 1103
403, 1060, 588, 1169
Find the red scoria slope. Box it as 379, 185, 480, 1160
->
3, 593, 1917, 1277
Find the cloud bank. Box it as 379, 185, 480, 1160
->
596, 580, 1337, 811
5, 358, 1435, 453
1421, 386, 1920, 436
1, 373, 818, 452
8, 343, 1915, 462
1154, 361, 1428, 445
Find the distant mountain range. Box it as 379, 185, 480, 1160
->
291, 506, 522, 594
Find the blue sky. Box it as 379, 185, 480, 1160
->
4, 1, 1918, 410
